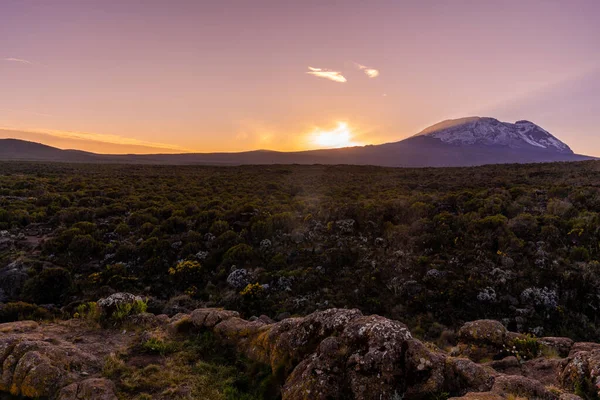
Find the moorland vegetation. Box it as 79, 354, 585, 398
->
2, 160, 600, 343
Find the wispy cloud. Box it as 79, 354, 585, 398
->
355, 63, 380, 78
4, 57, 33, 65
306, 66, 347, 83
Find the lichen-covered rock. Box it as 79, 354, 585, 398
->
569, 342, 600, 356
1, 339, 87, 398
97, 292, 142, 315
59, 378, 117, 400
458, 320, 508, 362
560, 349, 600, 398
190, 308, 240, 328
446, 357, 496, 395
0, 333, 102, 399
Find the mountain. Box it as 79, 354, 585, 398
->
0, 138, 99, 162
0, 118, 593, 167
413, 117, 572, 153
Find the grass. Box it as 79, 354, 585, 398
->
103, 332, 281, 400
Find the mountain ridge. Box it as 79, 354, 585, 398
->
0, 118, 593, 167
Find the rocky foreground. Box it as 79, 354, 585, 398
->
1, 299, 599, 399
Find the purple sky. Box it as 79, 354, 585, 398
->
1, 0, 599, 154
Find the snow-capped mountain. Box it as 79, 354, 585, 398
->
414, 117, 573, 154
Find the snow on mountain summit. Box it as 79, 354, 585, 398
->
415, 117, 572, 153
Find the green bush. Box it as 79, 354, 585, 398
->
22, 267, 72, 304
0, 302, 53, 322
111, 299, 148, 322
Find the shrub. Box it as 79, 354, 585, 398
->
169, 260, 202, 276
240, 283, 263, 298
74, 302, 102, 322
111, 299, 148, 322
210, 220, 230, 236
22, 267, 72, 304
0, 302, 53, 323
223, 244, 254, 266
509, 335, 541, 361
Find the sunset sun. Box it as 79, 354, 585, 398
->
310, 122, 359, 149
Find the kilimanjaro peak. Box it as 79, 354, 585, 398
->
414, 117, 573, 153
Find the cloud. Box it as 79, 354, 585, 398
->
306, 66, 347, 83
4, 57, 32, 65
0, 126, 188, 154
355, 63, 380, 78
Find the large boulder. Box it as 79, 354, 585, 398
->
186, 308, 510, 400
458, 320, 508, 362
560, 349, 600, 398
446, 357, 496, 395
190, 308, 240, 328
0, 335, 100, 398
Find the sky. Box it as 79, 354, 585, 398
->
1, 0, 599, 155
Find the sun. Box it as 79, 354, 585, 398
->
310, 122, 359, 149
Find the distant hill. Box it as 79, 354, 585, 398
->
0, 118, 593, 167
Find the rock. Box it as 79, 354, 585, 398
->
540, 337, 574, 358
190, 308, 240, 328
559, 394, 584, 400
569, 342, 600, 356
257, 315, 275, 324
59, 378, 117, 400
226, 269, 251, 289
125, 312, 169, 329
522, 357, 564, 387
97, 292, 142, 315
193, 307, 507, 400
560, 349, 600, 397
449, 393, 504, 400
0, 321, 39, 334
458, 320, 508, 362
275, 312, 291, 321
0, 335, 101, 398
167, 313, 193, 334
446, 357, 496, 394
492, 374, 559, 399
485, 356, 521, 375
